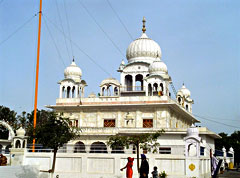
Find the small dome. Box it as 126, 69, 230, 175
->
118, 60, 125, 71
187, 125, 199, 137
126, 33, 162, 63
64, 60, 82, 82
88, 92, 96, 98
177, 84, 191, 98
100, 78, 120, 87
149, 58, 168, 75
16, 127, 26, 137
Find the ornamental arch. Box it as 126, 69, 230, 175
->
0, 120, 15, 141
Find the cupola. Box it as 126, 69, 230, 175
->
126, 17, 162, 63
149, 58, 168, 75
64, 59, 82, 82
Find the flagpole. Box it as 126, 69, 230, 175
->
33, 0, 42, 152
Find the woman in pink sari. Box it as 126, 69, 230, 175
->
121, 157, 134, 178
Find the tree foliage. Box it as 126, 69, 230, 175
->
28, 111, 80, 173
0, 105, 18, 129
107, 130, 164, 172
215, 131, 240, 164
33, 112, 79, 150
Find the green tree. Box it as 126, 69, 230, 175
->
107, 130, 164, 172
215, 131, 240, 165
230, 131, 240, 164
28, 111, 80, 173
0, 105, 18, 129
215, 132, 230, 150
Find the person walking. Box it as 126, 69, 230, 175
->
140, 154, 149, 178
121, 157, 134, 178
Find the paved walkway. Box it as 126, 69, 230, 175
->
218, 170, 240, 178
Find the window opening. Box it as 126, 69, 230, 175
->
143, 119, 153, 128
104, 119, 115, 127
90, 142, 108, 153
135, 74, 143, 91
125, 75, 133, 91
159, 147, 171, 154
74, 141, 86, 153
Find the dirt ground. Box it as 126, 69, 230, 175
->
218, 169, 240, 178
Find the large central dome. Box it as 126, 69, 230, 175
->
126, 17, 162, 63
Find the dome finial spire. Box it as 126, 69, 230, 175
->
142, 17, 146, 33
72, 56, 75, 62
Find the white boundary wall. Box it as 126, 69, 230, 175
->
21, 152, 211, 178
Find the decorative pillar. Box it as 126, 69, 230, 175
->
69, 86, 72, 98
59, 85, 63, 98
75, 85, 78, 98
229, 147, 234, 165
184, 125, 203, 178
11, 127, 28, 166
64, 87, 67, 98
222, 147, 226, 159
82, 87, 85, 97
145, 82, 148, 96
132, 75, 136, 91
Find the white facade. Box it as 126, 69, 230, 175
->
44, 18, 221, 177
0, 18, 221, 178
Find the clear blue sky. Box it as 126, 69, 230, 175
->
0, 0, 239, 134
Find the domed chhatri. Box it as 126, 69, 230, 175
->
100, 78, 120, 87
16, 127, 26, 137
149, 58, 168, 75
178, 84, 191, 98
126, 17, 162, 63
64, 59, 82, 82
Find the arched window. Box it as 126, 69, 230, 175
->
72, 86, 75, 98
102, 87, 105, 96
178, 97, 181, 104
107, 85, 112, 96
111, 145, 124, 154
160, 83, 164, 91
90, 142, 107, 153
5, 145, 12, 154
67, 86, 71, 98
135, 74, 143, 91
186, 105, 189, 111
148, 84, 152, 96
15, 140, 21, 148
62, 86, 65, 98
74, 141, 86, 153
114, 87, 119, 96
125, 75, 133, 91
153, 83, 158, 91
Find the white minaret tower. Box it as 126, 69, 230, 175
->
59, 58, 87, 99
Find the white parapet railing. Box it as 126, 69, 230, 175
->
26, 144, 185, 156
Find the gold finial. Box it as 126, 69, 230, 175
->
142, 17, 146, 33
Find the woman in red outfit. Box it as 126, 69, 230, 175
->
121, 157, 134, 178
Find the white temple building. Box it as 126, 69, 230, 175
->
45, 18, 220, 178
3, 18, 228, 178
